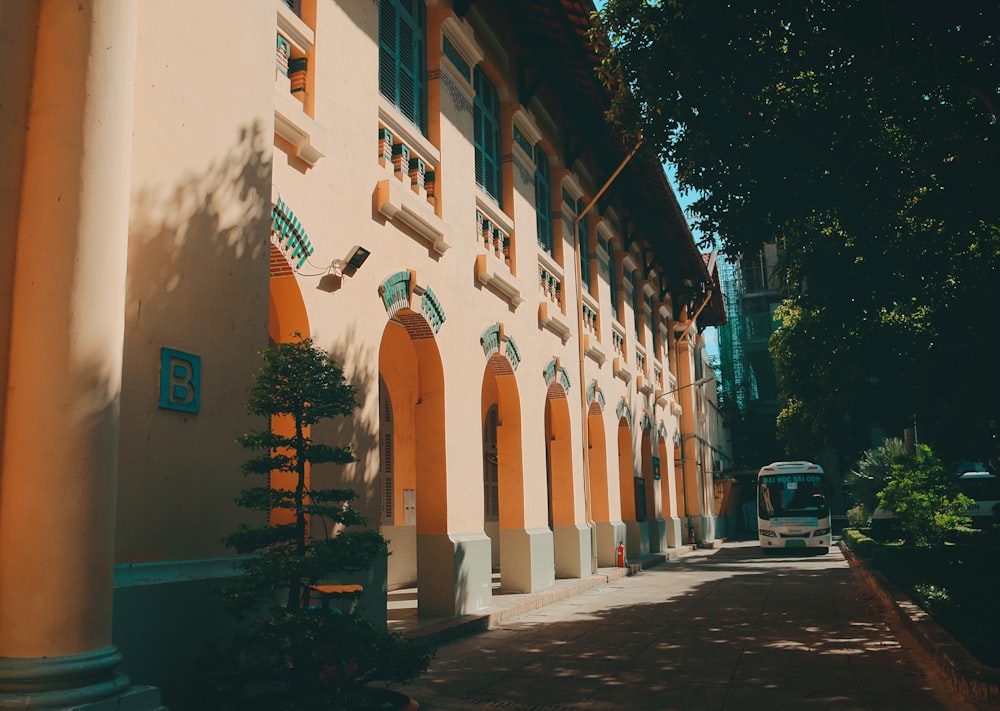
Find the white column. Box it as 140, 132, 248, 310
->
0, 2, 160, 708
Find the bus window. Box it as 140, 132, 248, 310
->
758, 475, 828, 519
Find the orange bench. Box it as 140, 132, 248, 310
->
308, 583, 363, 612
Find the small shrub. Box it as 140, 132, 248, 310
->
846, 503, 870, 529
845, 438, 907, 514
877, 444, 972, 546
912, 582, 952, 615
841, 527, 875, 558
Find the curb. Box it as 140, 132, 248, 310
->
404, 546, 698, 647
404, 568, 630, 647
840, 540, 1000, 706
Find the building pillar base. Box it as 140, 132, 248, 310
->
416, 531, 491, 617
663, 516, 684, 548
0, 647, 166, 710
624, 520, 651, 560
553, 523, 591, 579
499, 528, 554, 594
693, 514, 718, 545
650, 516, 669, 552
594, 520, 626, 568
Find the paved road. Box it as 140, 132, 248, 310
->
397, 540, 984, 710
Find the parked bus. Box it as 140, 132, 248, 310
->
958, 470, 1000, 522
757, 461, 832, 553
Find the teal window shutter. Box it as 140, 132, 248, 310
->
534, 144, 552, 254
578, 199, 590, 290
473, 66, 502, 205
609, 244, 619, 321
379, 0, 426, 133
631, 271, 640, 336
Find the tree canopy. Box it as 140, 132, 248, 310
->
596, 0, 1000, 466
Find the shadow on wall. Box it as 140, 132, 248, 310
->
114, 120, 272, 710
312, 325, 387, 624
320, 324, 382, 528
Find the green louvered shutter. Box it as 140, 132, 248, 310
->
535, 144, 552, 254
473, 67, 501, 205
609, 244, 619, 321
379, 0, 426, 133
630, 271, 640, 336
578, 199, 590, 289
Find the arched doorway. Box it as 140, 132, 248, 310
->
618, 414, 648, 560
588, 393, 622, 567
483, 403, 500, 570
674, 436, 689, 543
268, 246, 310, 529
640, 426, 659, 554
658, 432, 682, 548
378, 309, 450, 615
480, 352, 545, 594
544, 381, 579, 578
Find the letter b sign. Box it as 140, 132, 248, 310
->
159, 347, 200, 413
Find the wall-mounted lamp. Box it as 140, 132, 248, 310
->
655, 374, 715, 407
345, 245, 371, 270
327, 245, 371, 278
318, 245, 372, 292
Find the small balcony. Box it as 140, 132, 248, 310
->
538, 254, 571, 342
474, 204, 523, 307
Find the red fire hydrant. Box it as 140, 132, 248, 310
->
616, 542, 625, 567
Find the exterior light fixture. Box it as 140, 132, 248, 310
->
345, 245, 370, 270
327, 245, 371, 278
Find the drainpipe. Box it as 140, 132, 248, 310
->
573, 137, 642, 574
674, 289, 713, 345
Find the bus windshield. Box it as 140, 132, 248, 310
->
758, 473, 828, 520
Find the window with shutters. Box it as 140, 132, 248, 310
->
578, 200, 590, 291
643, 291, 653, 348
609, 243, 620, 322
483, 405, 499, 521
379, 0, 426, 134
626, 270, 638, 338
634, 476, 647, 522
379, 378, 395, 523
535, 144, 552, 255
473, 66, 502, 206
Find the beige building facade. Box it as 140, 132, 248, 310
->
0, 0, 725, 707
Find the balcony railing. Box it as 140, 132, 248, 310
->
477, 210, 510, 268
538, 264, 562, 307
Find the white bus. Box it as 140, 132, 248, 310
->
757, 461, 832, 553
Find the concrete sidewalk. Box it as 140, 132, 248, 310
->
390, 545, 698, 645
393, 540, 996, 710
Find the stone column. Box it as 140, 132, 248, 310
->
0, 2, 160, 708
676, 336, 701, 541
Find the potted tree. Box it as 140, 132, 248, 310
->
209, 337, 431, 710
